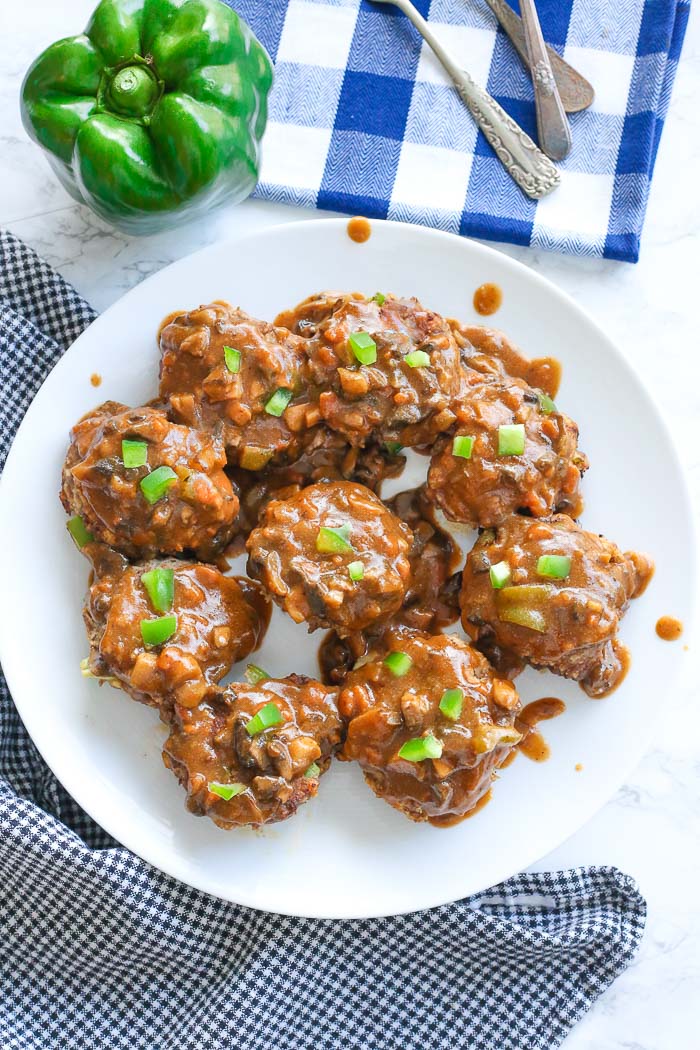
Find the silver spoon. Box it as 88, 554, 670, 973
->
485, 0, 594, 113
370, 0, 559, 199
519, 0, 572, 160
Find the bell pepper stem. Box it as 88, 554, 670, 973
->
106, 62, 160, 118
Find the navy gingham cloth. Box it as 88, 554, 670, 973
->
229, 0, 689, 262
0, 232, 647, 1049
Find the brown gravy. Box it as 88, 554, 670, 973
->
500, 748, 518, 769
528, 357, 562, 399
519, 729, 551, 762
431, 696, 566, 825
656, 616, 683, 641
582, 642, 630, 699
90, 373, 102, 387
516, 697, 566, 762
629, 552, 655, 597
157, 309, 186, 343
430, 789, 493, 827
347, 216, 372, 244
473, 283, 502, 316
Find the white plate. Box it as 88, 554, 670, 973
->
0, 219, 694, 918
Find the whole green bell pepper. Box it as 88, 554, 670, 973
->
21, 0, 273, 234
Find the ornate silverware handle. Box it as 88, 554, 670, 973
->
519, 0, 572, 161
388, 0, 559, 200
452, 71, 560, 200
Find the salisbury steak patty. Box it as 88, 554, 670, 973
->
276, 292, 462, 447
163, 676, 342, 828
159, 301, 315, 469
61, 401, 238, 560
83, 545, 269, 713
339, 630, 522, 825
247, 480, 413, 635
426, 374, 587, 527
460, 514, 653, 696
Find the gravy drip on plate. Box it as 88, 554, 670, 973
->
347, 217, 372, 243
656, 615, 683, 641
473, 282, 502, 316
516, 697, 566, 762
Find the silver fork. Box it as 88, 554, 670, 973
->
369, 0, 559, 199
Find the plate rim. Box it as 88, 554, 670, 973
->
0, 216, 696, 918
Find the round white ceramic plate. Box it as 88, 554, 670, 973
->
0, 219, 694, 918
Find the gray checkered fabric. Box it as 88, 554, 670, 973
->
0, 231, 646, 1050
0, 233, 96, 470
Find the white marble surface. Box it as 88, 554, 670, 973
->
3, 1, 700, 1046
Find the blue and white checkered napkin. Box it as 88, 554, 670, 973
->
0, 231, 648, 1049
230, 0, 689, 262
